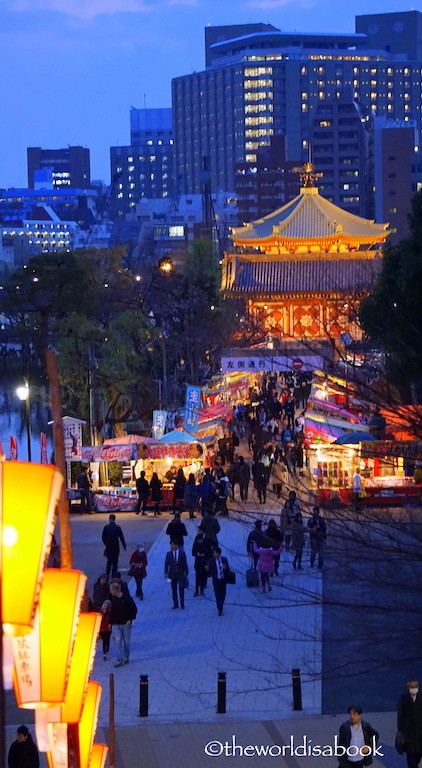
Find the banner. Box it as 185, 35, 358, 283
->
360, 440, 422, 459
184, 385, 202, 433
80, 445, 134, 462
153, 410, 167, 439
40, 433, 48, 464
9, 436, 18, 461
221, 355, 323, 373
63, 419, 83, 461
146, 443, 204, 461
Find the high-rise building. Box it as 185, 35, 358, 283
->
27, 146, 91, 189
173, 12, 422, 210
311, 92, 371, 218
110, 108, 174, 219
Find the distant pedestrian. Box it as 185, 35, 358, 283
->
208, 547, 230, 616
8, 726, 39, 768
238, 455, 251, 501
227, 458, 239, 501
247, 520, 265, 568
265, 519, 283, 575
109, 581, 137, 667
254, 459, 268, 504
192, 529, 213, 596
166, 512, 188, 547
215, 472, 230, 517
149, 472, 163, 515
77, 467, 92, 514
280, 491, 301, 551
92, 573, 109, 611
397, 678, 422, 768
129, 544, 148, 600
102, 514, 127, 578
164, 541, 189, 609
135, 470, 150, 515
352, 469, 364, 509
184, 473, 199, 518
270, 459, 285, 499
337, 705, 379, 768
291, 512, 305, 570
99, 600, 112, 661
200, 511, 220, 546
198, 470, 216, 515
307, 506, 326, 569
172, 468, 186, 514
253, 540, 282, 593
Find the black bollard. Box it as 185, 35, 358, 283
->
139, 674, 149, 717
292, 668, 302, 711
217, 672, 226, 713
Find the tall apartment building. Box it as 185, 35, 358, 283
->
172, 12, 422, 210
27, 146, 91, 189
310, 92, 371, 218
110, 108, 174, 219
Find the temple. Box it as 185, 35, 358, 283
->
221, 163, 391, 342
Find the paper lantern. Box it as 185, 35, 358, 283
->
78, 681, 102, 768
1, 461, 62, 636
35, 612, 101, 726
45, 724, 68, 768
13, 568, 86, 708
89, 744, 108, 768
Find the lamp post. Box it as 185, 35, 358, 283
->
16, 380, 32, 462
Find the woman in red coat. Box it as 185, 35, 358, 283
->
129, 544, 148, 599
253, 541, 282, 593
99, 600, 112, 660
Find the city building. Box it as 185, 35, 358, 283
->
0, 187, 98, 226
173, 11, 422, 212
310, 91, 372, 218
2, 205, 79, 254
27, 146, 91, 189
236, 133, 300, 223
221, 164, 390, 343
110, 108, 174, 219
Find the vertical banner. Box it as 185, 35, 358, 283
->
63, 419, 83, 461
9, 436, 18, 461
40, 433, 48, 464
184, 386, 202, 434
153, 410, 167, 439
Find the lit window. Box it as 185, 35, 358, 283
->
302, 103, 308, 112
301, 92, 308, 100
245, 154, 257, 162
169, 225, 184, 237
244, 67, 273, 77
244, 79, 273, 89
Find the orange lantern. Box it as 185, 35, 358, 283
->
35, 612, 101, 734
45, 723, 68, 768
1, 461, 62, 636
12, 568, 86, 708
89, 744, 108, 768
78, 681, 102, 768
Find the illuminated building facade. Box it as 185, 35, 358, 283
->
27, 146, 91, 189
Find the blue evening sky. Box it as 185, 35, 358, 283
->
0, 0, 416, 188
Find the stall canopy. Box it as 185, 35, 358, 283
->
159, 429, 212, 444
333, 432, 378, 445
103, 435, 159, 446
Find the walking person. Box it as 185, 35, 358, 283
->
238, 455, 251, 501
337, 705, 379, 768
280, 491, 301, 551
254, 459, 268, 504
227, 458, 239, 502
109, 581, 137, 667
200, 510, 220, 547
270, 458, 285, 499
184, 473, 199, 518
8, 726, 39, 768
149, 472, 163, 515
92, 573, 109, 611
172, 468, 186, 514
77, 467, 92, 514
215, 471, 230, 517
352, 468, 364, 510
308, 506, 327, 569
166, 512, 188, 548
135, 470, 150, 515
102, 514, 127, 579
99, 599, 112, 661
198, 469, 216, 516
247, 520, 265, 569
253, 540, 282, 593
397, 679, 422, 768
192, 529, 213, 596
164, 541, 189, 609
129, 543, 148, 600
291, 512, 306, 570
208, 547, 230, 616
265, 519, 283, 575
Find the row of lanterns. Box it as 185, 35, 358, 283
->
1, 460, 108, 768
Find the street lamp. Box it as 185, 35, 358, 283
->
16, 380, 32, 462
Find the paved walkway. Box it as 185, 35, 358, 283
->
92, 506, 323, 726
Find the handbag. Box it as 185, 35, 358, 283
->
226, 570, 236, 585
395, 732, 405, 755
127, 565, 136, 578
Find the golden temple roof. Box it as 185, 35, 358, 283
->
231, 186, 390, 247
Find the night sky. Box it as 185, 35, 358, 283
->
0, 0, 415, 188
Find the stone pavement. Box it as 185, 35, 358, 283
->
92, 507, 323, 727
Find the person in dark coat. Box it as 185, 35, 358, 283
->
265, 519, 283, 575
135, 470, 150, 514
200, 512, 220, 546
291, 512, 306, 570
77, 467, 92, 514
208, 547, 230, 616
246, 520, 265, 568
198, 471, 216, 515
166, 512, 188, 547
337, 705, 379, 767
397, 679, 422, 767
92, 573, 109, 610
102, 514, 127, 578
172, 468, 186, 514
8, 726, 39, 768
109, 582, 137, 667
307, 506, 327, 569
164, 541, 189, 609
149, 472, 163, 515
191, 529, 213, 596
254, 460, 268, 504
238, 455, 251, 501
184, 473, 199, 518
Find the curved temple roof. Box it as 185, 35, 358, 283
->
231, 186, 390, 248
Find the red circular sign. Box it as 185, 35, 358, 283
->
292, 358, 303, 370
